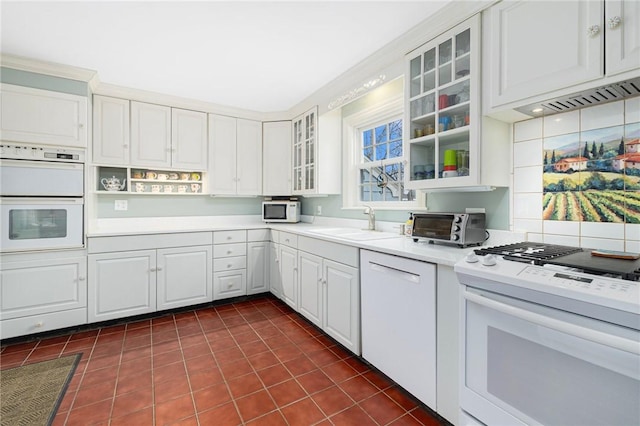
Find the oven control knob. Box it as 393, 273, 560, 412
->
465, 252, 479, 263
482, 254, 497, 266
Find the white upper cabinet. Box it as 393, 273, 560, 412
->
605, 0, 640, 76
484, 0, 639, 111
292, 107, 340, 195
171, 108, 208, 170
129, 101, 207, 170
93, 95, 130, 165
0, 84, 87, 148
263, 121, 292, 196
208, 114, 262, 195
130, 101, 172, 168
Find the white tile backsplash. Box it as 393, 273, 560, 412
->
514, 117, 542, 142
543, 110, 579, 137
513, 138, 542, 167
580, 100, 624, 131
544, 220, 580, 236
581, 222, 625, 240
514, 97, 640, 249
626, 97, 640, 124
580, 237, 624, 251
513, 166, 542, 193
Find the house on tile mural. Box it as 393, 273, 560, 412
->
613, 139, 640, 171
553, 157, 588, 173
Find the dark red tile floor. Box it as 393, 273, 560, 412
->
0, 295, 447, 426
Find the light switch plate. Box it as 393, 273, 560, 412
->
114, 200, 128, 211
316, 205, 322, 215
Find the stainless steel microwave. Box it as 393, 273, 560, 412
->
412, 212, 486, 247
262, 201, 300, 223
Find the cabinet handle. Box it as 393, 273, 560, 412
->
587, 24, 600, 37
608, 16, 622, 29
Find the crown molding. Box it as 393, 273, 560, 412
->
1, 53, 97, 82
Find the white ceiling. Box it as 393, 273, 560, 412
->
1, 1, 450, 113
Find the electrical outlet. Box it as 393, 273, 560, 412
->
316, 205, 322, 215
114, 200, 128, 211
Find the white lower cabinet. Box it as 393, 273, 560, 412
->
157, 246, 212, 310
278, 232, 299, 310
213, 230, 247, 300
269, 241, 283, 299
297, 237, 360, 354
0, 252, 87, 339
87, 232, 213, 322
247, 229, 270, 295
88, 250, 157, 322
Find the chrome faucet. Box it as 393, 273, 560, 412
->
363, 205, 376, 231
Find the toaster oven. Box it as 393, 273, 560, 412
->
412, 212, 486, 247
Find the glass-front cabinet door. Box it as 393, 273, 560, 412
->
405, 15, 479, 189
292, 107, 318, 194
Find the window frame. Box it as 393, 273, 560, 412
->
342, 93, 424, 210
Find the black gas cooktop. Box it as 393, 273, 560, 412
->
475, 242, 640, 281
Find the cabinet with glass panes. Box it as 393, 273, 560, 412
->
405, 15, 480, 189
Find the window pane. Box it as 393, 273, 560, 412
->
360, 184, 372, 202
363, 129, 373, 147
375, 144, 387, 161
389, 141, 402, 159
363, 147, 373, 162
389, 119, 402, 140
375, 125, 387, 144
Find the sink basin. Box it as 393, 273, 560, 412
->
306, 227, 399, 241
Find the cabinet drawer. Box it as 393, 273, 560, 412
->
213, 243, 246, 258
214, 230, 247, 244
1, 308, 87, 340
213, 270, 247, 300
213, 256, 247, 272
280, 232, 298, 248
247, 229, 270, 242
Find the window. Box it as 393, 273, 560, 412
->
343, 94, 422, 209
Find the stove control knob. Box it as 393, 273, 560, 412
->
465, 252, 479, 263
482, 254, 497, 266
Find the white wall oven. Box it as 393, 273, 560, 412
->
455, 243, 640, 426
1, 144, 85, 252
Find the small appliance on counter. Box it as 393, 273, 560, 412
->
411, 212, 486, 247
262, 198, 300, 223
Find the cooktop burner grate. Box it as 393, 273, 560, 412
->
474, 242, 583, 264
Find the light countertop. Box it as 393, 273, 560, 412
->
87, 216, 525, 267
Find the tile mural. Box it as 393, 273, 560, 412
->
542, 122, 640, 223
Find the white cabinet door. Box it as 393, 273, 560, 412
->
486, 0, 603, 108
157, 245, 212, 310
88, 250, 157, 322
279, 245, 298, 310
209, 114, 237, 194
171, 108, 208, 170
323, 259, 360, 354
298, 251, 323, 327
93, 95, 130, 165
269, 242, 282, 299
0, 256, 87, 320
213, 269, 247, 300
262, 121, 292, 195
0, 84, 87, 148
130, 101, 172, 168
605, 0, 640, 76
236, 118, 263, 195
247, 242, 269, 295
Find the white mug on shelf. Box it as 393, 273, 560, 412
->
191, 183, 201, 193
135, 182, 145, 192
151, 184, 161, 193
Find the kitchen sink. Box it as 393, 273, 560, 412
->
306, 227, 399, 241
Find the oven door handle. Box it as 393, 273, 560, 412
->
465, 290, 640, 355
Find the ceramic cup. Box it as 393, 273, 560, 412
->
146, 171, 158, 179
151, 184, 161, 193
132, 171, 143, 179
168, 172, 179, 180
180, 173, 190, 180
191, 183, 200, 193
177, 185, 187, 193
135, 182, 145, 192
191, 173, 201, 181
157, 173, 168, 181
163, 185, 173, 193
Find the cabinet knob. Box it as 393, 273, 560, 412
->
318, 277, 323, 282
227, 264, 232, 268
35, 321, 44, 328
608, 16, 622, 29
78, 276, 86, 281
150, 267, 156, 272
587, 24, 600, 37
227, 250, 232, 254
123, 144, 128, 148
79, 123, 84, 129
157, 266, 163, 271
227, 236, 232, 240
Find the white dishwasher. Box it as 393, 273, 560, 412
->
360, 249, 436, 408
